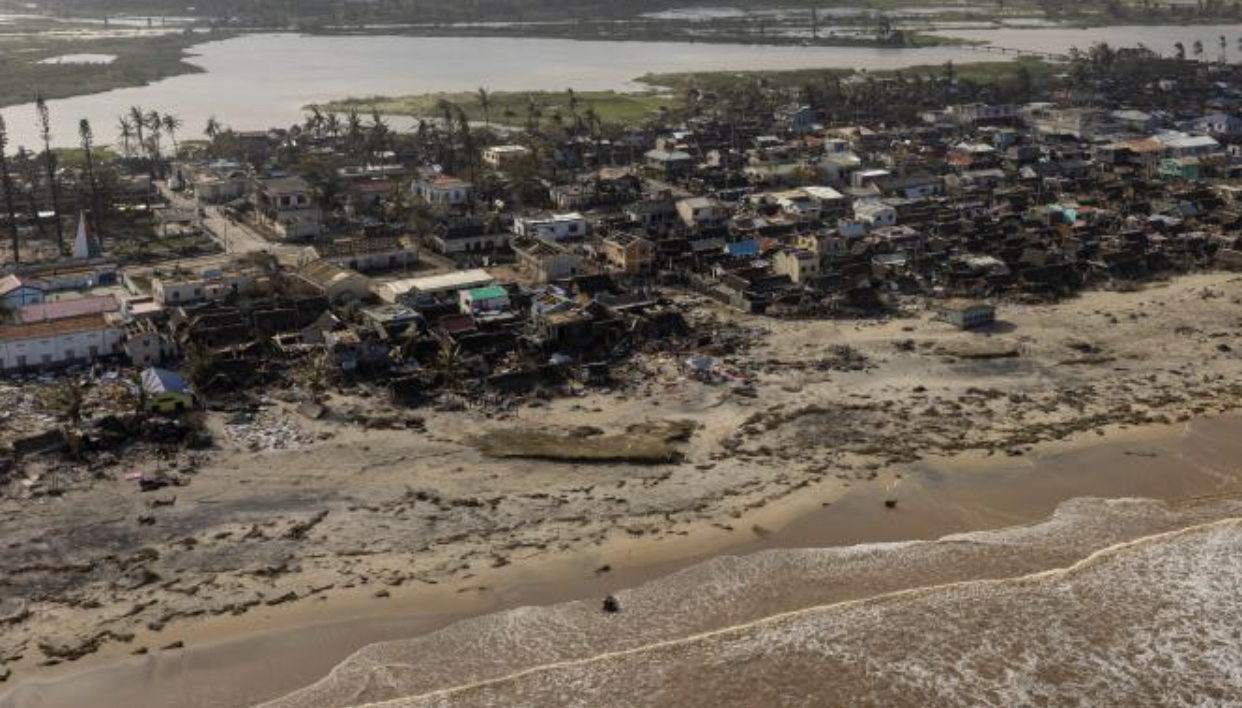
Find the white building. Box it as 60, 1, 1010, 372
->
854, 201, 897, 228
413, 174, 472, 206
252, 175, 323, 240
152, 266, 262, 306
458, 285, 511, 314
1156, 132, 1221, 158
773, 190, 822, 221
0, 314, 124, 372
512, 236, 586, 283
483, 145, 532, 169
676, 197, 729, 229
948, 103, 1017, 124
513, 213, 588, 241
772, 249, 820, 284
377, 268, 495, 303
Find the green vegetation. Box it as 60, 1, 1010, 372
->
640, 56, 1057, 95
312, 90, 683, 127
0, 20, 231, 108
314, 58, 1057, 130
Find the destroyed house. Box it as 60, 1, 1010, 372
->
305, 236, 418, 273
512, 236, 586, 283
430, 216, 508, 254
171, 305, 252, 350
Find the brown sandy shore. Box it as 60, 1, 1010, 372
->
2, 272, 1242, 707
7, 415, 1242, 708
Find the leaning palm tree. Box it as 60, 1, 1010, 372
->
35, 96, 64, 253
0, 115, 19, 264
79, 119, 101, 238
161, 113, 183, 158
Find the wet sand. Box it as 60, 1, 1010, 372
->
6, 413, 1241, 708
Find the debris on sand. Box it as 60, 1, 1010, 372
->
602, 595, 622, 613
933, 340, 1021, 360
473, 420, 697, 464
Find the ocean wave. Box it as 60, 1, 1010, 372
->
257, 497, 1242, 708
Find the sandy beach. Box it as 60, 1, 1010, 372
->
3, 272, 1242, 707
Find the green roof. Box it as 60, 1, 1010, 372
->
466, 285, 507, 300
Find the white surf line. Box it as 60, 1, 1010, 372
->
349, 516, 1242, 708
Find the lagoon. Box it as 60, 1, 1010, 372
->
3, 25, 1238, 148
0, 32, 988, 148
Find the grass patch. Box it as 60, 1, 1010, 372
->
311, 89, 682, 126
0, 20, 231, 108
473, 420, 696, 464
640, 56, 1058, 94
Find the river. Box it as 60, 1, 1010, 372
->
2, 23, 1240, 149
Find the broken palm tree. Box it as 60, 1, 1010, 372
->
473, 420, 697, 464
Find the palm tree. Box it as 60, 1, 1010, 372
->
345, 110, 364, 158
1193, 39, 1204, 62
324, 112, 342, 139
436, 99, 456, 171
1174, 41, 1186, 60
476, 87, 492, 129
145, 110, 163, 163
368, 108, 390, 158
129, 106, 147, 159
204, 115, 222, 141
35, 96, 64, 253
79, 119, 101, 239
566, 87, 580, 127
117, 116, 135, 158
0, 115, 19, 264
304, 106, 325, 139
161, 113, 183, 158
456, 105, 478, 194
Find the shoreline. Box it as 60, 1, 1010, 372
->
6, 412, 1241, 708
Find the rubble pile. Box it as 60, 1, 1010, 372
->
224, 409, 315, 451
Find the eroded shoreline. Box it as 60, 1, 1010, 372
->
2, 273, 1242, 707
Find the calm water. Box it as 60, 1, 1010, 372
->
0, 33, 986, 149
2, 23, 1238, 147
934, 23, 1242, 55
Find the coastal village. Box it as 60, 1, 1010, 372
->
3, 45, 1242, 678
